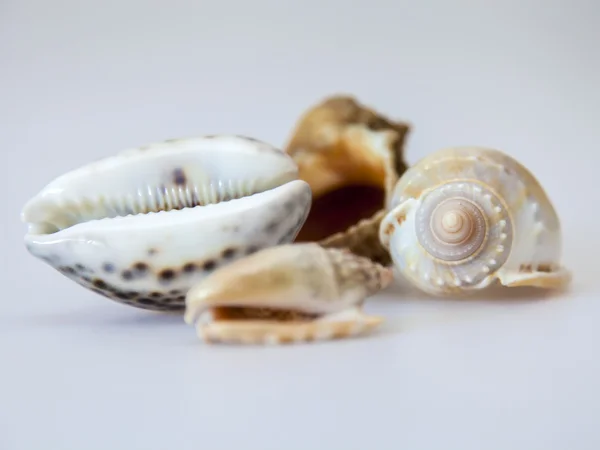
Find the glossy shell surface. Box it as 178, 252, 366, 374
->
379, 146, 571, 296
184, 243, 393, 345
285, 95, 410, 264
22, 135, 312, 311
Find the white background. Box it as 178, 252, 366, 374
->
2, 1, 599, 449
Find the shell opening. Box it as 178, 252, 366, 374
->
22, 135, 299, 236
209, 306, 321, 323
25, 175, 291, 235
194, 302, 376, 329
283, 96, 409, 256
294, 184, 386, 242
195, 304, 382, 345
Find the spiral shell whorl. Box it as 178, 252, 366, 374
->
419, 193, 488, 262
404, 180, 514, 293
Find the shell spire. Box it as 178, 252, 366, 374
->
184, 243, 393, 345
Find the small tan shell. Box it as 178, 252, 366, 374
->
284, 95, 411, 265
379, 146, 571, 296
184, 243, 393, 345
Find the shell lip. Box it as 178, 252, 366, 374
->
190, 305, 383, 344
22, 135, 303, 239
23, 179, 310, 247
184, 278, 371, 330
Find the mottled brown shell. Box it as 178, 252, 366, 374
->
284, 95, 410, 265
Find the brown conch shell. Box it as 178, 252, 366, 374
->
284, 95, 411, 265
183, 243, 393, 345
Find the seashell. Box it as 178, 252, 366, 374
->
22, 135, 312, 311
284, 95, 410, 265
184, 242, 393, 345
379, 146, 571, 296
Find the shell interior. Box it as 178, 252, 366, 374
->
285, 96, 409, 244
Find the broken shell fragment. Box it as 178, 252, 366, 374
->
22, 135, 312, 311
184, 243, 393, 345
285, 95, 410, 265
379, 146, 571, 296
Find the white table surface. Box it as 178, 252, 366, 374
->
2, 1, 599, 449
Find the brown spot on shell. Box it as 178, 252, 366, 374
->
173, 168, 186, 186
122, 270, 133, 280
183, 263, 196, 273
203, 260, 217, 271
520, 263, 554, 273
395, 212, 406, 225
519, 264, 533, 272
221, 248, 237, 259
92, 278, 107, 289
159, 269, 176, 282
133, 262, 148, 273
384, 223, 395, 236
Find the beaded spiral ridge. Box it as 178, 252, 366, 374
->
410, 180, 513, 289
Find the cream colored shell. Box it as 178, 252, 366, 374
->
184, 243, 392, 345
379, 146, 571, 296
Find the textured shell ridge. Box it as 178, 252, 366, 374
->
319, 209, 391, 265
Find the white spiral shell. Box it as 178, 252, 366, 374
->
379, 146, 571, 296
